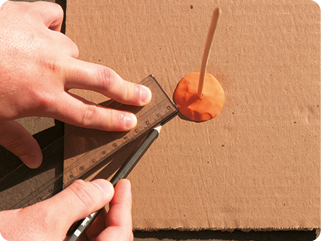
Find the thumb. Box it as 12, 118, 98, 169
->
18, 179, 114, 240
0, 120, 42, 168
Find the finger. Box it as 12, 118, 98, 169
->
79, 235, 90, 241
85, 208, 107, 240
32, 1, 64, 31
63, 58, 152, 106
0, 121, 42, 168
95, 179, 133, 241
18, 179, 114, 240
52, 91, 137, 131
49, 31, 79, 58
27, 1, 78, 57
107, 180, 132, 228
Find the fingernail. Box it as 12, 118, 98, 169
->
140, 86, 152, 104
20, 154, 42, 169
124, 113, 137, 129
91, 179, 114, 198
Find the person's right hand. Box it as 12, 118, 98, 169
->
0, 179, 133, 241
0, 1, 152, 168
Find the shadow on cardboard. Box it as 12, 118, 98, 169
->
0, 99, 146, 211
134, 229, 319, 241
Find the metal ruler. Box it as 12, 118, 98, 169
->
0, 75, 177, 210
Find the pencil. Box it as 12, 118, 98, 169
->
67, 125, 162, 241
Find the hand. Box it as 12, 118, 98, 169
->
0, 179, 133, 241
0, 1, 152, 168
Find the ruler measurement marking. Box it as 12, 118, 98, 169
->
138, 99, 168, 120
63, 79, 159, 170
64, 98, 174, 181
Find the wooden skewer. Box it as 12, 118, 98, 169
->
197, 7, 221, 98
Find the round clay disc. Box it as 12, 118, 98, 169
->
174, 72, 225, 122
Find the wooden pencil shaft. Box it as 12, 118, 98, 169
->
197, 7, 220, 98
110, 128, 159, 185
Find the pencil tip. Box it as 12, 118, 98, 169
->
154, 125, 162, 133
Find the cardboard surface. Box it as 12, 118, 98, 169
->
65, 0, 320, 231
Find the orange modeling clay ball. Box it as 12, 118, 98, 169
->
174, 72, 225, 122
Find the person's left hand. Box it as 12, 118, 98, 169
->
0, 1, 152, 169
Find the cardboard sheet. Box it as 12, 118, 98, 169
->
65, 0, 320, 231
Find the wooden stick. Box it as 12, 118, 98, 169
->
197, 7, 220, 98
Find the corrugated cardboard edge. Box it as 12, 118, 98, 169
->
134, 226, 317, 232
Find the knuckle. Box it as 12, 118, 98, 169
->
81, 104, 98, 126
53, 3, 64, 18
107, 109, 120, 130
33, 90, 54, 112
68, 180, 95, 208
70, 41, 79, 58
125, 81, 132, 101
3, 133, 25, 150
40, 59, 61, 74
97, 67, 115, 90
36, 1, 64, 18
58, 33, 79, 58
